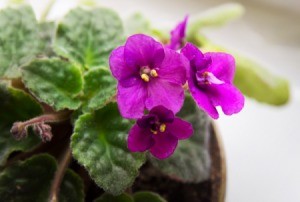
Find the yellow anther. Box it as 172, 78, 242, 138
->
141, 73, 150, 82
202, 72, 210, 84
150, 69, 158, 77
203, 71, 209, 77
159, 123, 166, 133
151, 129, 158, 135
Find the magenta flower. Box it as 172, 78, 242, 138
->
181, 43, 245, 119
166, 16, 188, 50
109, 34, 188, 119
127, 105, 193, 159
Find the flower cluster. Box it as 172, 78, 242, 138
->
109, 17, 244, 159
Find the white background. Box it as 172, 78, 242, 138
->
1, 0, 299, 201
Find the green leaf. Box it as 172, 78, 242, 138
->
149, 96, 211, 183
55, 7, 124, 69
133, 191, 167, 202
0, 6, 47, 78
59, 169, 85, 202
71, 103, 146, 195
124, 13, 151, 36
82, 67, 116, 112
0, 154, 56, 201
234, 55, 290, 105
187, 3, 244, 41
199, 40, 290, 105
0, 154, 84, 202
0, 85, 43, 125
0, 85, 42, 165
22, 58, 83, 110
0, 127, 40, 166
94, 193, 133, 202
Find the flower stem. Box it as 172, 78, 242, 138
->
40, 0, 56, 22
49, 147, 72, 202
22, 112, 69, 126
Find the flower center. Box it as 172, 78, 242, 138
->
196, 71, 224, 85
140, 66, 158, 82
151, 123, 166, 135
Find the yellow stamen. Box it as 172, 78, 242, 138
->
151, 129, 158, 135
203, 71, 209, 77
159, 123, 166, 133
203, 72, 210, 84
141, 73, 150, 82
150, 69, 158, 77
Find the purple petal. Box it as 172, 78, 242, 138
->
181, 43, 206, 71
150, 133, 178, 159
188, 77, 219, 119
166, 16, 188, 50
117, 80, 147, 119
128, 124, 155, 152
195, 54, 212, 72
137, 114, 158, 128
124, 34, 165, 69
149, 105, 174, 123
205, 52, 235, 83
118, 76, 140, 88
181, 43, 202, 61
167, 118, 193, 140
158, 48, 188, 85
109, 46, 138, 83
145, 79, 184, 115
208, 83, 245, 116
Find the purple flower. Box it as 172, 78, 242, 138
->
166, 16, 188, 50
127, 105, 193, 159
109, 34, 188, 119
181, 43, 245, 119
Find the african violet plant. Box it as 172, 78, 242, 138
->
0, 2, 289, 202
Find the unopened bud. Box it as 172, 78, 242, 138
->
10, 122, 27, 140
33, 123, 53, 142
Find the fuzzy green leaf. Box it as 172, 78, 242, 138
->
22, 58, 83, 110
133, 191, 167, 202
59, 169, 85, 202
0, 85, 43, 126
0, 6, 51, 78
55, 7, 124, 69
82, 67, 116, 112
0, 127, 40, 166
0, 85, 42, 165
0, 154, 56, 201
149, 96, 211, 183
94, 193, 133, 202
0, 154, 84, 202
71, 103, 146, 195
